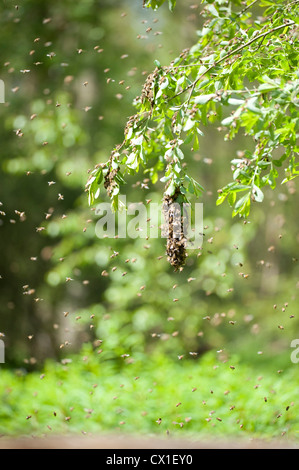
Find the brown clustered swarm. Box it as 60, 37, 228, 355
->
162, 187, 188, 271
141, 67, 160, 106
124, 114, 138, 137
104, 166, 119, 197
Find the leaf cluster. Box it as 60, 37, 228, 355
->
88, 0, 298, 219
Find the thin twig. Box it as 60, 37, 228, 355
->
168, 20, 295, 101
237, 0, 259, 17
285, 0, 299, 7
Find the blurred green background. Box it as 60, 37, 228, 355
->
0, 0, 298, 439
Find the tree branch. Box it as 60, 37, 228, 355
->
237, 0, 259, 17
168, 20, 295, 101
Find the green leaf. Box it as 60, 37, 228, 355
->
188, 177, 204, 196
168, 0, 176, 11
258, 83, 277, 92
184, 132, 194, 145
143, 0, 166, 10
252, 184, 264, 202
126, 152, 139, 171
232, 192, 251, 217
165, 179, 176, 196
221, 116, 235, 126
114, 171, 126, 185
216, 193, 227, 205
197, 78, 210, 90
206, 4, 219, 17
228, 98, 245, 106
183, 118, 195, 132
227, 191, 236, 207
175, 147, 185, 160
246, 97, 262, 115
194, 93, 216, 105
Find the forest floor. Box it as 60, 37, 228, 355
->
0, 434, 298, 449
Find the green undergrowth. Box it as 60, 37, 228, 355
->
0, 348, 298, 440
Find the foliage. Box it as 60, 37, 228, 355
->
1, 349, 298, 438
88, 0, 298, 228
0, 0, 191, 362
144, 0, 177, 12
0, 1, 299, 444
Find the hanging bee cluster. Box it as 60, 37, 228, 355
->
140, 67, 160, 106
162, 186, 188, 271
104, 165, 119, 197
124, 114, 138, 137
